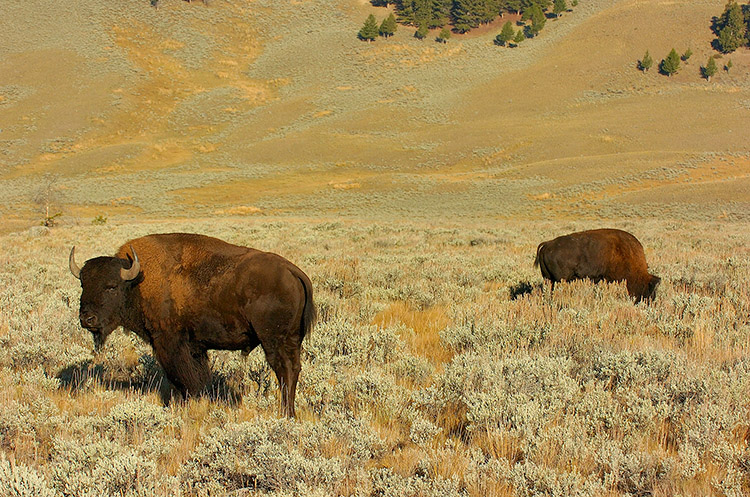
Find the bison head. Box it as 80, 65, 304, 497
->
646, 274, 661, 301
69, 247, 140, 352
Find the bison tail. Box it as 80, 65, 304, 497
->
533, 242, 545, 268
295, 269, 317, 341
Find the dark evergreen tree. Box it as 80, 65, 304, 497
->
659, 48, 680, 76
681, 48, 693, 61
395, 0, 419, 23
434, 0, 454, 26
452, 0, 484, 32
526, 4, 546, 36
715, 1, 747, 53
390, 0, 576, 34
380, 13, 398, 37
638, 50, 653, 72
415, 23, 430, 39
437, 27, 452, 42
495, 21, 515, 45
513, 28, 526, 44
521, 0, 551, 14
702, 56, 718, 80
553, 0, 567, 17
397, 0, 451, 28
725, 59, 733, 71
359, 14, 380, 41
505, 0, 523, 14
475, 0, 503, 24
451, 0, 502, 32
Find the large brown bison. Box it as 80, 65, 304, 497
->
534, 228, 660, 303
69, 233, 316, 417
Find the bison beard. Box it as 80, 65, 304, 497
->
69, 233, 316, 417
534, 228, 660, 303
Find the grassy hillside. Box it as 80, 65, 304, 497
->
0, 0, 748, 231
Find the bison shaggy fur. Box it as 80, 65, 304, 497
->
534, 228, 660, 303
70, 233, 316, 417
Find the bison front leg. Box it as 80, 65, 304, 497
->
153, 335, 211, 399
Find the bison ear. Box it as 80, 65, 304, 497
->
120, 246, 141, 281
69, 246, 81, 280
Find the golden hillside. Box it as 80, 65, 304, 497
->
0, 0, 747, 232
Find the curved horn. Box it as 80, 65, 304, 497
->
120, 246, 140, 281
69, 246, 81, 280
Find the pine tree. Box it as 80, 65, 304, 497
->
521, 0, 551, 13
399, 0, 451, 29
702, 57, 718, 80
451, 0, 503, 31
659, 48, 680, 76
639, 50, 653, 72
380, 13, 397, 37
437, 27, 451, 43
526, 4, 546, 37
513, 28, 526, 44
716, 0, 747, 53
452, 0, 482, 33
725, 59, 733, 72
395, 0, 419, 25
432, 0, 454, 27
681, 48, 693, 62
479, 0, 503, 23
505, 0, 522, 14
359, 14, 380, 41
553, 0, 567, 17
495, 21, 515, 46
415, 23, 429, 39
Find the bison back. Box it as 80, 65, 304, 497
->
538, 229, 649, 283
115, 233, 313, 340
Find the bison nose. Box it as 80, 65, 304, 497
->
80, 311, 98, 328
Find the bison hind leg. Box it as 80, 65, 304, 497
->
261, 338, 302, 418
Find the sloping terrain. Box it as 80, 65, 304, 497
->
0, 0, 748, 233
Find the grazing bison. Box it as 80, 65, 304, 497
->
534, 228, 660, 303
69, 233, 315, 417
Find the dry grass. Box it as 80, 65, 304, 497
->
372, 302, 453, 365
0, 218, 749, 495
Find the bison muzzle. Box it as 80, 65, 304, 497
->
69, 233, 316, 417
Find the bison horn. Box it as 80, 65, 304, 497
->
69, 246, 81, 280
120, 246, 141, 281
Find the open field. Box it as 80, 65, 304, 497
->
1, 0, 749, 495
1, 218, 749, 496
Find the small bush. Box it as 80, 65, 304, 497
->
90, 215, 107, 226
0, 454, 58, 497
